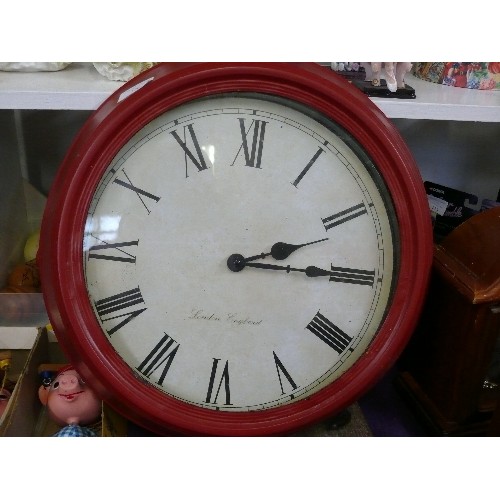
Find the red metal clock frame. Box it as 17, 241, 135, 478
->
39, 62, 432, 436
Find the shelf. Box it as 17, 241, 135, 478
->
372, 74, 500, 122
0, 62, 121, 110
0, 326, 39, 349
0, 63, 499, 121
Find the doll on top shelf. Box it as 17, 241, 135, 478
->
350, 62, 416, 98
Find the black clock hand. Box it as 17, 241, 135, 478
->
243, 238, 329, 263
227, 258, 330, 277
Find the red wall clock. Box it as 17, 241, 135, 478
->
39, 62, 432, 436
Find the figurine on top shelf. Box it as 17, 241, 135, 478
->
38, 365, 101, 437
364, 62, 411, 92
92, 62, 158, 81
352, 62, 416, 99
330, 62, 366, 81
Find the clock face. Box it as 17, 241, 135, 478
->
83, 93, 397, 411
40, 63, 432, 435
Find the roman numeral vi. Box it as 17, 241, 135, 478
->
205, 358, 231, 406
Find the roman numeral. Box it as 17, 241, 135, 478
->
273, 351, 298, 396
170, 123, 209, 176
205, 358, 231, 406
113, 170, 161, 214
321, 202, 367, 231
94, 287, 147, 336
306, 311, 352, 354
136, 333, 180, 386
292, 147, 325, 187
231, 118, 267, 169
329, 265, 375, 287
88, 239, 139, 263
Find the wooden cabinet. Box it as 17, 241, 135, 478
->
398, 207, 500, 435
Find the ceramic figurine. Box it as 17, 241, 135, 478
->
38, 365, 101, 437
92, 62, 157, 81
330, 62, 361, 72
363, 62, 412, 92
395, 62, 413, 90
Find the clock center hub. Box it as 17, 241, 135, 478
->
226, 254, 245, 272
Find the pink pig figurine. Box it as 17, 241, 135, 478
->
38, 365, 101, 437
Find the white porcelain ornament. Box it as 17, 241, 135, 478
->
92, 62, 157, 81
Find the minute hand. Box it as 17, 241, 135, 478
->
243, 262, 330, 277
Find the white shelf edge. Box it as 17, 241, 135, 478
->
0, 62, 122, 110
372, 74, 500, 122
0, 64, 499, 121
0, 327, 39, 349
0, 90, 118, 111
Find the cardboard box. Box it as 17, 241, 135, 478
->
0, 328, 127, 436
0, 327, 39, 435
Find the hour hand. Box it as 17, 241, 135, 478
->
243, 238, 329, 263
270, 239, 329, 260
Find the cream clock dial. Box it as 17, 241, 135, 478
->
83, 93, 396, 411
